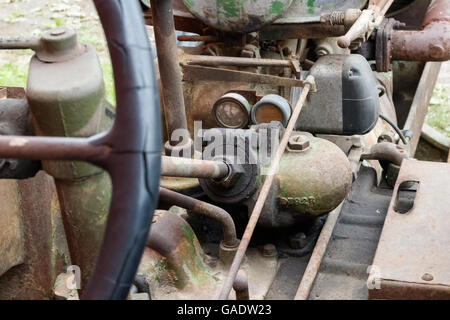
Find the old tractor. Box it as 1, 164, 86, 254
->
0, 0, 449, 300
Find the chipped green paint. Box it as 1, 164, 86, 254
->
217, 0, 242, 19
268, 1, 285, 15
307, 0, 316, 14
183, 0, 194, 10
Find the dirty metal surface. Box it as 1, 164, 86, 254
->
0, 171, 70, 300
369, 159, 450, 299
307, 166, 393, 299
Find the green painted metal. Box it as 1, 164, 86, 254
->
182, 0, 295, 32
26, 41, 114, 290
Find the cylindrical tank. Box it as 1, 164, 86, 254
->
250, 133, 352, 227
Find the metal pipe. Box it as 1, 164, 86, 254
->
217, 75, 315, 300
0, 37, 39, 50
233, 270, 250, 300
294, 203, 344, 300
158, 187, 239, 247
150, 0, 188, 145
161, 155, 229, 179
391, 0, 450, 62
0, 135, 109, 163
185, 55, 292, 68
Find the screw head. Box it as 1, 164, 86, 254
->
50, 28, 67, 36
288, 134, 310, 151
421, 273, 434, 281
262, 244, 277, 257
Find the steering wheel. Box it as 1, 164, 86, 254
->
0, 0, 162, 299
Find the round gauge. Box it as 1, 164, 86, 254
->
213, 93, 251, 129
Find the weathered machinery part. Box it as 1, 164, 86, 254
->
297, 54, 380, 135
150, 0, 191, 154
276, 0, 367, 24
370, 160, 450, 299
0, 171, 70, 300
233, 270, 250, 300
218, 76, 314, 300
0, 99, 41, 179
421, 123, 450, 153
391, 0, 450, 62
337, 0, 394, 49
252, 133, 352, 228
184, 54, 295, 70
181, 0, 295, 33
0, 0, 163, 299
213, 93, 251, 129
25, 31, 113, 290
0, 27, 84, 63
374, 18, 405, 72
360, 142, 409, 166
139, 211, 278, 300
199, 129, 260, 204
158, 187, 239, 264
161, 155, 229, 179
296, 167, 392, 299
144, 210, 215, 290
313, 37, 350, 57
386, 0, 431, 27
251, 94, 292, 127
293, 202, 343, 299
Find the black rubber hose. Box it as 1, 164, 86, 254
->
379, 114, 408, 145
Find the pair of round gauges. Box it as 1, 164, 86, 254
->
212, 93, 292, 129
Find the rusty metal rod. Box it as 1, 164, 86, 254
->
159, 187, 238, 247
151, 0, 188, 145
217, 75, 315, 300
0, 37, 40, 50
185, 55, 292, 68
0, 135, 109, 162
177, 35, 219, 42
391, 0, 450, 62
294, 202, 344, 300
161, 155, 229, 179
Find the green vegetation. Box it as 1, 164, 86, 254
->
425, 84, 450, 137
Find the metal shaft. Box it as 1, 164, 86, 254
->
185, 55, 292, 68
294, 203, 344, 300
217, 76, 315, 300
150, 0, 188, 144
161, 155, 229, 179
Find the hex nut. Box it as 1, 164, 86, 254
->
288, 134, 310, 151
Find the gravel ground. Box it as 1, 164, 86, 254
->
0, 0, 448, 135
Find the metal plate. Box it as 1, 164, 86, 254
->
370, 159, 450, 299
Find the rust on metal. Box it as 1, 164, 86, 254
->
182, 65, 310, 89
391, 0, 450, 62
150, 0, 189, 146
158, 187, 238, 248
369, 159, 450, 300
400, 62, 442, 156
294, 202, 344, 300
161, 155, 229, 179
361, 142, 409, 166
218, 75, 315, 300
184, 55, 293, 69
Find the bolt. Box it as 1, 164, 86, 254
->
262, 244, 277, 257
421, 273, 434, 281
50, 28, 66, 36
289, 232, 308, 249
288, 134, 310, 151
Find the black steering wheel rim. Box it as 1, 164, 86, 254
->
81, 0, 162, 300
